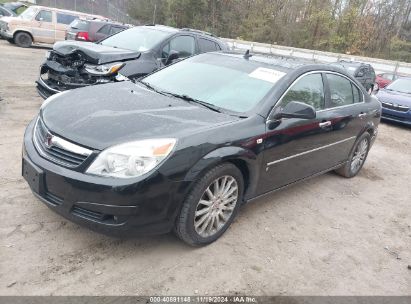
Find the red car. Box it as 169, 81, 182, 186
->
375, 72, 401, 89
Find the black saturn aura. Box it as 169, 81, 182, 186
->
23, 52, 381, 245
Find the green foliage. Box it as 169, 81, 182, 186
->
127, 0, 411, 62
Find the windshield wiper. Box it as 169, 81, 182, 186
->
163, 92, 222, 113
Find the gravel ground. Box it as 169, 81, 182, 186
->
0, 39, 410, 296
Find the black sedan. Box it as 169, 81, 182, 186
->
23, 52, 381, 245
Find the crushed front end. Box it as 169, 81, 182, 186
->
36, 50, 126, 99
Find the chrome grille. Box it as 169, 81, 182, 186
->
381, 101, 410, 113
33, 118, 92, 168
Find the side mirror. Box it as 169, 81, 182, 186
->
165, 50, 180, 65
276, 101, 316, 120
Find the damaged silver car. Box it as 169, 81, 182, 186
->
36, 24, 228, 99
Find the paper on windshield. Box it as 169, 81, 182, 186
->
249, 67, 286, 84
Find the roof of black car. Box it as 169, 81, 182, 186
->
216, 51, 316, 71
144, 24, 179, 33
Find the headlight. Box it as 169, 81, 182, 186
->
86, 139, 177, 178
40, 91, 68, 110
85, 63, 125, 76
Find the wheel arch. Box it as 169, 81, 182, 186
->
13, 30, 33, 41
183, 146, 261, 202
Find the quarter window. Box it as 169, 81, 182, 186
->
326, 74, 354, 108
352, 83, 362, 103
57, 13, 77, 25
35, 10, 52, 22
162, 35, 196, 59
281, 73, 325, 110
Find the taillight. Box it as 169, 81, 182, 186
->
76, 32, 89, 41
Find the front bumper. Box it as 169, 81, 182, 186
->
23, 119, 187, 236
0, 29, 13, 39
381, 108, 411, 126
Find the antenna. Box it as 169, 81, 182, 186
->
244, 50, 253, 59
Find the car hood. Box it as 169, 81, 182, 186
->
41, 82, 239, 150
52, 41, 141, 65
377, 89, 411, 107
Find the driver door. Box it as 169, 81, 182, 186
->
259, 72, 350, 194
32, 9, 55, 44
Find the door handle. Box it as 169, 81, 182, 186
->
358, 113, 367, 118
319, 121, 332, 128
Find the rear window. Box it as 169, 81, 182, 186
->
69, 19, 90, 31
57, 13, 78, 25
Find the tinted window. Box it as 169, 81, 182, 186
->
97, 24, 110, 35
352, 84, 362, 103
199, 38, 219, 53
57, 13, 77, 25
326, 74, 354, 108
70, 19, 89, 31
163, 35, 196, 58
143, 53, 282, 113
281, 74, 324, 110
35, 10, 52, 22
101, 27, 171, 52
110, 26, 125, 35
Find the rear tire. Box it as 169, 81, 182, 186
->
15, 32, 32, 48
335, 132, 371, 178
174, 163, 244, 246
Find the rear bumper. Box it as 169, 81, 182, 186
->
381, 108, 411, 126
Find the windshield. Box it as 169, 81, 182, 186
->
386, 78, 411, 94
100, 27, 171, 52
142, 54, 285, 113
19, 6, 37, 20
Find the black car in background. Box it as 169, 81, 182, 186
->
36, 24, 228, 99
66, 18, 129, 42
331, 60, 376, 93
24, 52, 381, 245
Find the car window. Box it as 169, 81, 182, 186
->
352, 83, 362, 103
70, 19, 89, 31
110, 26, 125, 35
162, 35, 196, 58
326, 74, 354, 108
35, 10, 52, 22
57, 13, 77, 25
281, 73, 325, 110
97, 24, 110, 35
198, 38, 220, 53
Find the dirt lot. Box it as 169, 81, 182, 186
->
0, 39, 410, 296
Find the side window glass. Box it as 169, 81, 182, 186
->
168, 35, 196, 58
97, 24, 110, 35
352, 84, 362, 103
326, 74, 354, 108
281, 74, 325, 110
36, 10, 52, 22
161, 42, 170, 59
110, 26, 124, 35
198, 38, 218, 53
57, 13, 77, 25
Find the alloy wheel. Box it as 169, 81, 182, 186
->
194, 175, 239, 238
350, 138, 368, 173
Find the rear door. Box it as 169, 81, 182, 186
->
32, 9, 54, 44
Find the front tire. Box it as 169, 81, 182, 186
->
14, 32, 32, 48
174, 163, 244, 246
335, 132, 370, 178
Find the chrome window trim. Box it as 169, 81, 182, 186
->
267, 70, 365, 120
33, 118, 93, 160
266, 136, 356, 167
